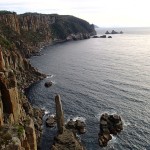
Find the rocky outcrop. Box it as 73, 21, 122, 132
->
98, 113, 123, 147
52, 95, 85, 150
105, 31, 110, 34
105, 30, 124, 34
24, 117, 37, 150
46, 115, 56, 127
0, 12, 20, 34
66, 119, 86, 134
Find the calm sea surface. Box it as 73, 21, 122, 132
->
26, 27, 150, 150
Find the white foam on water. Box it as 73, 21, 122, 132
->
44, 110, 50, 115
50, 114, 56, 117
73, 116, 86, 122
46, 74, 55, 78
67, 116, 86, 122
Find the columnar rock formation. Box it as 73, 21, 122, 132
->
55, 95, 64, 134
0, 43, 45, 149
52, 95, 85, 150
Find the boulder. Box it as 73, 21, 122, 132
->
75, 120, 86, 134
45, 81, 52, 87
66, 119, 86, 134
92, 35, 99, 38
66, 119, 76, 129
100, 35, 106, 38
108, 36, 112, 38
46, 116, 56, 128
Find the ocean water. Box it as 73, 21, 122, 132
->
26, 27, 150, 150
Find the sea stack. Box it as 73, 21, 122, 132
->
98, 113, 123, 147
52, 95, 85, 150
55, 94, 64, 134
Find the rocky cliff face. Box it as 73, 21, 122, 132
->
0, 45, 45, 149
0, 10, 96, 149
0, 11, 96, 57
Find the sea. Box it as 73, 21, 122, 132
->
26, 27, 150, 150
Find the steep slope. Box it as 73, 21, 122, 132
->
0, 11, 95, 149
0, 11, 96, 57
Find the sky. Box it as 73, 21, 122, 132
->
0, 0, 150, 27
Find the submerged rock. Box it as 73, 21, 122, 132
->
92, 35, 99, 38
100, 35, 106, 38
98, 113, 123, 147
45, 81, 52, 87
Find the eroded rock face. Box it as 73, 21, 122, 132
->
25, 117, 37, 150
0, 45, 45, 149
98, 113, 123, 147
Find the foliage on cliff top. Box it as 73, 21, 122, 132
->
50, 15, 95, 39
0, 10, 15, 15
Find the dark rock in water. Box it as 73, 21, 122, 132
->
45, 81, 52, 87
67, 119, 76, 129
120, 31, 123, 34
111, 30, 119, 34
98, 113, 123, 147
75, 120, 86, 134
108, 36, 112, 38
66, 119, 86, 134
93, 35, 99, 38
105, 31, 110, 34
46, 115, 56, 127
100, 35, 106, 38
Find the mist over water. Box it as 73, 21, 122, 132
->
26, 27, 150, 150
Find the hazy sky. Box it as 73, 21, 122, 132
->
0, 0, 150, 27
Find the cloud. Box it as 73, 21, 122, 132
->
0, 0, 150, 27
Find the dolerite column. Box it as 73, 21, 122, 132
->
55, 95, 64, 134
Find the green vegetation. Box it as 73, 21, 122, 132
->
0, 10, 15, 15
0, 35, 12, 49
50, 15, 94, 39
0, 129, 12, 146
17, 125, 24, 137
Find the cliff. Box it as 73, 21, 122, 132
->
0, 11, 96, 57
0, 10, 96, 149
